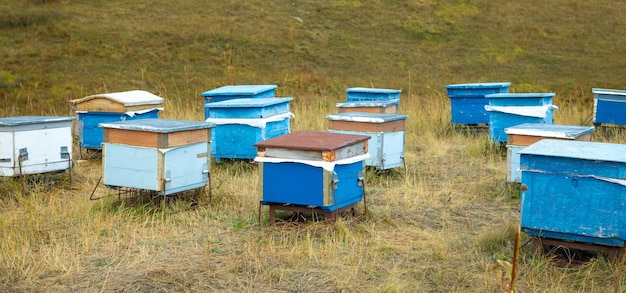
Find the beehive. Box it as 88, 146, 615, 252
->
100, 119, 214, 195
504, 123, 594, 183
204, 97, 293, 162
485, 93, 556, 143
254, 131, 370, 211
201, 84, 277, 103
326, 112, 408, 170
591, 88, 626, 126
345, 87, 401, 102
0, 116, 75, 176
335, 100, 400, 114
445, 82, 511, 124
519, 139, 626, 247
69, 90, 164, 150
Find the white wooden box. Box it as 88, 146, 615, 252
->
0, 116, 75, 176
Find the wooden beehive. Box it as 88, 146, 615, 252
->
445, 82, 511, 125
335, 100, 400, 114
326, 112, 408, 170
345, 87, 401, 102
0, 116, 75, 176
100, 119, 214, 195
204, 97, 293, 162
592, 88, 626, 126
519, 139, 626, 247
504, 123, 594, 183
254, 131, 369, 211
69, 90, 164, 150
485, 93, 556, 143
201, 84, 277, 103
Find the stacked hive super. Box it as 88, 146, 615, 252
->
69, 90, 164, 151
254, 131, 370, 223
202, 85, 294, 162
445, 82, 511, 125
485, 93, 557, 143
328, 87, 408, 170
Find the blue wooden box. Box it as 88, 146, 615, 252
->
326, 112, 408, 170
70, 90, 164, 150
445, 82, 511, 124
0, 116, 75, 177
100, 119, 214, 195
504, 123, 594, 183
485, 93, 556, 143
592, 88, 626, 126
204, 98, 293, 162
254, 131, 370, 211
345, 87, 401, 102
519, 139, 626, 247
201, 84, 277, 103
336, 100, 400, 114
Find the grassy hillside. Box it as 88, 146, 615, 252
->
1, 0, 626, 114
2, 0, 626, 292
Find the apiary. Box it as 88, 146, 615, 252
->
504, 123, 594, 183
0, 116, 75, 177
326, 112, 407, 170
254, 131, 370, 221
345, 87, 401, 102
444, 82, 511, 125
201, 84, 277, 104
204, 97, 293, 162
519, 139, 626, 247
100, 119, 214, 195
69, 90, 164, 150
484, 93, 556, 143
591, 88, 626, 126
335, 100, 400, 114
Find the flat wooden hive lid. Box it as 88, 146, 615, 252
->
336, 99, 400, 108
70, 90, 164, 106
0, 116, 75, 126
201, 85, 277, 97
346, 87, 401, 94
504, 123, 594, 138
444, 82, 511, 89
326, 112, 408, 123
485, 93, 555, 99
254, 131, 370, 151
519, 139, 626, 163
204, 97, 293, 108
99, 118, 214, 133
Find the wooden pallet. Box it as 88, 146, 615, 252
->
532, 237, 623, 262
263, 203, 358, 225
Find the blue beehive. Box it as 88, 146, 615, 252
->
345, 87, 401, 102
445, 82, 511, 124
592, 88, 626, 126
201, 84, 277, 104
519, 139, 626, 247
70, 90, 164, 150
336, 99, 400, 114
504, 123, 594, 183
0, 116, 75, 177
326, 112, 408, 170
204, 97, 293, 162
100, 119, 215, 195
254, 131, 370, 212
485, 93, 556, 143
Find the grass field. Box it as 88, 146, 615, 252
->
2, 0, 626, 292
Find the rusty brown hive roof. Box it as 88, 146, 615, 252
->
254, 130, 369, 151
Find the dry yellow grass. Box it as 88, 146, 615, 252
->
0, 91, 625, 292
